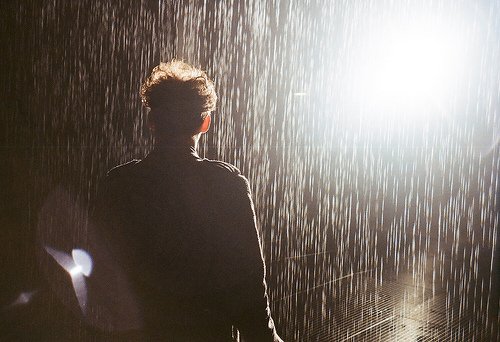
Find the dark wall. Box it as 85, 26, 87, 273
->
0, 1, 170, 339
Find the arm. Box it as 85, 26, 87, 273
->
222, 175, 283, 342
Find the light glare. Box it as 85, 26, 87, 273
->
342, 9, 473, 123
72, 248, 93, 276
365, 26, 461, 106
44, 245, 92, 314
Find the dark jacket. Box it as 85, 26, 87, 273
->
95, 146, 278, 341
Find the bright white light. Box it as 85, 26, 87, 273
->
72, 248, 93, 276
344, 9, 471, 121
69, 264, 84, 277
365, 25, 461, 107
44, 246, 93, 314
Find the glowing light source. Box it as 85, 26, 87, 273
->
365, 24, 462, 107
345, 9, 472, 120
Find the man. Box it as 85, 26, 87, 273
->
95, 60, 283, 341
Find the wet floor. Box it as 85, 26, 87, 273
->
270, 254, 499, 341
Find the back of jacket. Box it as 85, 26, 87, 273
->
95, 146, 276, 341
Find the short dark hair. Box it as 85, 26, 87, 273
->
140, 60, 217, 137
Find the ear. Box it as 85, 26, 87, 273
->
199, 114, 211, 134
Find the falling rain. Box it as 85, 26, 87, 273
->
1, 0, 499, 341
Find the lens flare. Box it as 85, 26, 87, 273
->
44, 246, 93, 314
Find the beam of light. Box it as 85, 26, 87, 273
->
44, 246, 93, 314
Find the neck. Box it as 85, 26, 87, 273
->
154, 133, 201, 150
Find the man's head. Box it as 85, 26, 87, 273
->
140, 60, 217, 140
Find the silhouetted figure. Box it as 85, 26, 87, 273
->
95, 60, 283, 341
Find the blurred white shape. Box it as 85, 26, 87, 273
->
69, 265, 84, 277
5, 289, 39, 308
72, 249, 93, 276
44, 245, 93, 314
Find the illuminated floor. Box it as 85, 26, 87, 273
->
272, 263, 499, 341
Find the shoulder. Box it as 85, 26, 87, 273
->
202, 159, 251, 189
103, 160, 145, 189
107, 159, 141, 178
202, 159, 241, 176
201, 159, 252, 196
98, 160, 144, 202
